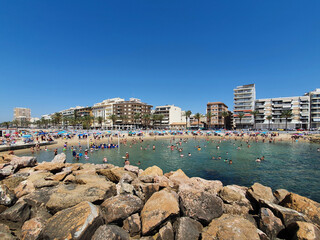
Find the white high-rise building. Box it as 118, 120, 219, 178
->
233, 84, 256, 128
92, 98, 125, 128
306, 88, 320, 129
153, 105, 185, 129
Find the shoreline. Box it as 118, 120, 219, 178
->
0, 132, 316, 157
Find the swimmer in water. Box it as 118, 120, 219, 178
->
256, 158, 261, 162
188, 153, 191, 156
212, 156, 215, 160
103, 157, 107, 163
229, 160, 233, 164
261, 156, 265, 160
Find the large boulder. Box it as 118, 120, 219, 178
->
260, 200, 310, 227
258, 207, 284, 239
274, 189, 289, 203
0, 200, 31, 223
41, 201, 104, 240
21, 217, 46, 240
139, 166, 163, 177
173, 217, 203, 240
0, 165, 14, 178
141, 189, 179, 235
220, 185, 250, 205
247, 183, 276, 205
124, 165, 140, 175
10, 156, 37, 170
187, 177, 223, 195
202, 214, 260, 240
123, 213, 141, 237
166, 169, 189, 186
289, 221, 320, 240
0, 223, 16, 240
92, 225, 130, 240
132, 179, 160, 202
98, 167, 136, 183
23, 186, 57, 208
1, 175, 27, 191
280, 193, 320, 228
153, 222, 174, 240
179, 183, 224, 224
51, 153, 66, 163
0, 184, 16, 206
46, 182, 116, 213
34, 162, 65, 172
100, 194, 143, 224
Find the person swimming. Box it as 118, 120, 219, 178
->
229, 160, 233, 164
188, 153, 191, 156
256, 158, 261, 162
103, 157, 107, 163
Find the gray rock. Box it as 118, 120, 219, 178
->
0, 223, 16, 240
0, 200, 31, 223
173, 217, 203, 240
154, 222, 174, 240
101, 194, 143, 224
132, 180, 160, 202
123, 213, 141, 237
179, 184, 224, 224
259, 207, 284, 239
0, 184, 16, 206
10, 156, 37, 170
0, 165, 14, 178
92, 225, 130, 240
52, 153, 66, 163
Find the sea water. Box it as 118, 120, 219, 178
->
22, 138, 320, 202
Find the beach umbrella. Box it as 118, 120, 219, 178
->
22, 134, 32, 138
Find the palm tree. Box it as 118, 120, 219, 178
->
134, 113, 141, 129
238, 113, 245, 129
194, 113, 202, 129
109, 115, 117, 130
221, 111, 230, 129
12, 119, 19, 128
150, 114, 157, 129
1, 121, 11, 129
184, 110, 192, 130
250, 110, 259, 130
53, 112, 62, 128
97, 116, 103, 129
281, 110, 293, 130
158, 114, 164, 129
266, 115, 272, 130
142, 114, 150, 129
206, 111, 212, 129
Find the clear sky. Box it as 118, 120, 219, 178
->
0, 0, 319, 122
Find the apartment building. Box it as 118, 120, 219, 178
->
255, 96, 310, 130
207, 102, 229, 129
60, 106, 84, 118
113, 98, 152, 129
92, 98, 124, 128
153, 105, 184, 129
13, 107, 31, 123
306, 89, 320, 129
75, 107, 93, 118
233, 84, 256, 129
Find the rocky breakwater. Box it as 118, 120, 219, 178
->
0, 154, 320, 239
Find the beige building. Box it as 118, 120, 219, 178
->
14, 107, 31, 124
305, 89, 320, 129
255, 96, 310, 130
92, 98, 124, 128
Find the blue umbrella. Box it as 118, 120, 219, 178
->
22, 134, 32, 138
58, 131, 66, 134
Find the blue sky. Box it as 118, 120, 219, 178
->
0, 0, 319, 122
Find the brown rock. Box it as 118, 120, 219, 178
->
0, 165, 14, 178
0, 200, 31, 223
220, 185, 250, 204
260, 200, 310, 227
202, 214, 260, 240
223, 203, 251, 215
179, 183, 224, 224
274, 189, 289, 203
247, 183, 276, 205
291, 221, 320, 240
124, 165, 140, 175
34, 162, 65, 172
41, 201, 104, 240
259, 207, 284, 239
46, 182, 116, 213
100, 194, 143, 224
33, 179, 59, 188
281, 193, 320, 228
0, 184, 16, 206
173, 217, 203, 240
48, 171, 70, 181
10, 156, 37, 170
0, 223, 16, 240
188, 177, 223, 195
141, 189, 179, 235
154, 222, 174, 240
132, 180, 160, 202
154, 175, 174, 188
92, 225, 130, 240
123, 213, 141, 237
166, 169, 189, 186
98, 167, 136, 183
21, 217, 46, 240
51, 153, 66, 163
139, 166, 163, 177
1, 175, 27, 191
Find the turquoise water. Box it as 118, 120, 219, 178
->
22, 138, 320, 202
